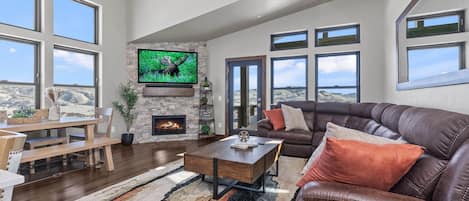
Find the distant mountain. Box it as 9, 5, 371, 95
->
233, 88, 355, 105
0, 85, 94, 117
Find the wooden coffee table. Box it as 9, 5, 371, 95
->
184, 136, 283, 199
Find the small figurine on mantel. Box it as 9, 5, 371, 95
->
46, 87, 60, 121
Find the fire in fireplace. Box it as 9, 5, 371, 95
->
152, 115, 186, 135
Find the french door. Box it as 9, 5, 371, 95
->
226, 56, 266, 136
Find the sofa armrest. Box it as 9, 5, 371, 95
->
296, 182, 423, 201
258, 119, 273, 130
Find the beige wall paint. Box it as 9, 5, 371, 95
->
384, 0, 469, 115
207, 0, 386, 134
126, 0, 238, 42
0, 0, 128, 138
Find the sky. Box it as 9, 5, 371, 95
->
0, 0, 95, 86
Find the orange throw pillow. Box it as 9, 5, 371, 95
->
263, 109, 285, 130
297, 137, 423, 191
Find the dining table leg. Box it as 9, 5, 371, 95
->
84, 124, 99, 167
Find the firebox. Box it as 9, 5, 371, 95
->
152, 115, 186, 135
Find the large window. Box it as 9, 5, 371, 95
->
0, 0, 38, 30
316, 25, 360, 47
54, 0, 97, 43
0, 37, 38, 114
316, 52, 360, 103
54, 47, 97, 117
271, 56, 307, 104
407, 43, 465, 81
407, 11, 464, 38
271, 31, 308, 51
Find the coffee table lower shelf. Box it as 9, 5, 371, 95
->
202, 158, 279, 199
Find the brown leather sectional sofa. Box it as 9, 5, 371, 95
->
257, 101, 469, 201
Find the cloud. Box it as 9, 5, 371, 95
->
54, 49, 94, 70
9, 48, 16, 53
273, 59, 306, 87
318, 55, 356, 74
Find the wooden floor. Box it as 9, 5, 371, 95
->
13, 138, 218, 201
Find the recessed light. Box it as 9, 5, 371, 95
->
257, 15, 262, 18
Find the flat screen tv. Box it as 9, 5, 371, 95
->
138, 49, 198, 84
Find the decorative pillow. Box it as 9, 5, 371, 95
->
301, 122, 407, 174
263, 109, 285, 131
281, 104, 309, 131
297, 137, 424, 191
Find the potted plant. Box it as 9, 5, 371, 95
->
113, 82, 138, 145
201, 124, 211, 135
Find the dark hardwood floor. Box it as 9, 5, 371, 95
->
13, 138, 218, 201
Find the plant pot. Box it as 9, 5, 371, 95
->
121, 133, 134, 145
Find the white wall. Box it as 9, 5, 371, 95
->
384, 0, 469, 114
126, 0, 238, 42
0, 0, 128, 137
207, 0, 386, 134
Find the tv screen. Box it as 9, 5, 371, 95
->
138, 49, 198, 84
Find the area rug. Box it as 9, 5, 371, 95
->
77, 156, 306, 201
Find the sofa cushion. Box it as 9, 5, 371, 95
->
282, 104, 310, 132
346, 116, 380, 134
315, 114, 349, 131
297, 138, 424, 191
381, 105, 411, 132
301, 123, 407, 175
391, 154, 448, 200
263, 109, 285, 130
316, 102, 350, 114
399, 107, 469, 160
371, 103, 393, 123
266, 129, 312, 145
373, 125, 401, 140
350, 103, 376, 118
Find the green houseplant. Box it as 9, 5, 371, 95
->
113, 82, 138, 145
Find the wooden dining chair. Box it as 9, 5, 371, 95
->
69, 107, 114, 141
69, 108, 113, 167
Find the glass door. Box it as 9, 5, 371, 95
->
227, 58, 264, 135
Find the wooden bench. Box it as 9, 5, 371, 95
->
21, 137, 120, 171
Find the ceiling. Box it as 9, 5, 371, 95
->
133, 0, 331, 43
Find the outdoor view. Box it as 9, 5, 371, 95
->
232, 65, 258, 130
272, 57, 307, 104
317, 53, 358, 103
0, 0, 96, 117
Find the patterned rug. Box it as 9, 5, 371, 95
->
77, 156, 306, 201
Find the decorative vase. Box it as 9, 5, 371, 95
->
48, 104, 60, 121
121, 133, 134, 145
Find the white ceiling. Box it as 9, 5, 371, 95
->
132, 0, 331, 43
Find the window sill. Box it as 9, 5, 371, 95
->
397, 69, 469, 91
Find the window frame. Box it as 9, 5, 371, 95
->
315, 24, 360, 47
406, 42, 466, 81
0, 35, 41, 109
53, 0, 100, 44
270, 55, 308, 104
53, 45, 99, 108
270, 30, 308, 51
315, 51, 361, 103
406, 10, 465, 38
0, 0, 41, 31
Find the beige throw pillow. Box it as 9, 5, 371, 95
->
301, 122, 407, 174
281, 104, 309, 132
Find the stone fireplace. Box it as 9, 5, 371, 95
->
152, 115, 186, 135
127, 42, 207, 143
